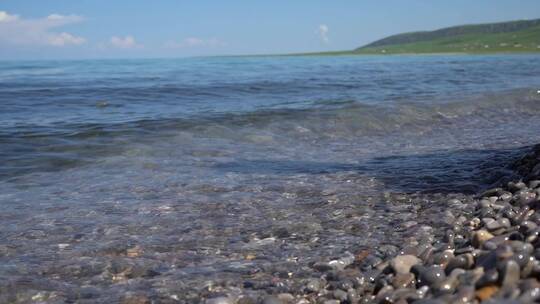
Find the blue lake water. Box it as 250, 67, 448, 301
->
1, 55, 540, 300
2, 55, 540, 180
2, 55, 540, 128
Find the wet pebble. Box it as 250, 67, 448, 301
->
206, 297, 233, 304
332, 289, 348, 302
261, 296, 284, 304
122, 294, 151, 304
414, 265, 446, 288
499, 260, 520, 287
390, 255, 421, 275
391, 273, 415, 289
472, 230, 494, 248
305, 278, 323, 293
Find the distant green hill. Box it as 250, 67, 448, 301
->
304, 19, 540, 55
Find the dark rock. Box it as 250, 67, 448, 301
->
454, 246, 474, 255
495, 244, 514, 260
272, 227, 290, 239
446, 254, 473, 273
519, 220, 538, 235
415, 265, 446, 287
508, 181, 527, 192
476, 269, 499, 288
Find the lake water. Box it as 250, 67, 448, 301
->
1, 55, 540, 301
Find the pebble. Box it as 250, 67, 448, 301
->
332, 289, 348, 302
261, 296, 284, 304
390, 255, 421, 275
519, 220, 538, 235
277, 294, 294, 302
58, 243, 70, 250
485, 218, 511, 232
328, 252, 355, 271
433, 250, 455, 267
475, 285, 499, 301
347, 289, 360, 303
472, 230, 494, 248
391, 273, 415, 289
237, 296, 256, 304
120, 294, 150, 304
126, 245, 143, 258
529, 180, 540, 189
415, 265, 446, 288
206, 297, 233, 304
499, 260, 520, 287
273, 227, 290, 239
476, 268, 499, 288
305, 278, 323, 292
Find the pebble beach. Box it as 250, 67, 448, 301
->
195, 144, 540, 304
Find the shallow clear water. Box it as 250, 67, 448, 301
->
1, 55, 540, 301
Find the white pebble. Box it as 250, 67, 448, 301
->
58, 243, 70, 250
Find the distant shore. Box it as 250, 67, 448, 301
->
284, 49, 540, 57
210, 50, 540, 59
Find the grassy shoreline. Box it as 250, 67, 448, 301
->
210, 50, 540, 59
287, 50, 540, 57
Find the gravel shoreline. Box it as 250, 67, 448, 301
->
200, 144, 540, 304
3, 145, 540, 304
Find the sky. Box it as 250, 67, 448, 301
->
0, 0, 539, 60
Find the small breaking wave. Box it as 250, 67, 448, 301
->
1, 88, 540, 181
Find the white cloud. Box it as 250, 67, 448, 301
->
0, 11, 85, 47
47, 14, 67, 21
317, 24, 329, 43
110, 35, 142, 49
164, 37, 225, 49
48, 32, 86, 46
0, 11, 19, 22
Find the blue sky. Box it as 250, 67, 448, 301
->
0, 0, 539, 59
